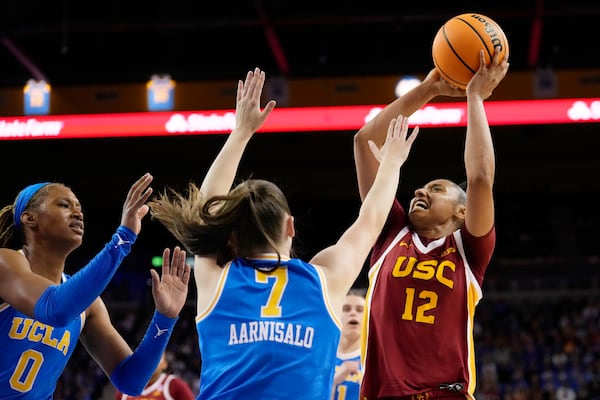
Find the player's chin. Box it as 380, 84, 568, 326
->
65, 234, 84, 249
408, 211, 428, 226
408, 208, 425, 217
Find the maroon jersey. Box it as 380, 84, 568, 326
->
360, 200, 495, 400
115, 373, 195, 400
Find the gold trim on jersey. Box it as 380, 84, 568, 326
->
196, 263, 230, 322
246, 253, 291, 262
313, 264, 342, 330
453, 230, 482, 398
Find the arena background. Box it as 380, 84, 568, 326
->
0, 2, 599, 399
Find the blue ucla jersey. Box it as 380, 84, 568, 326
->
332, 350, 362, 400
0, 274, 84, 399
196, 255, 341, 400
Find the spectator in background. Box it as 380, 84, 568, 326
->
332, 289, 366, 400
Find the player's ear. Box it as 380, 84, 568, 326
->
21, 211, 38, 228
286, 215, 295, 238
454, 204, 466, 220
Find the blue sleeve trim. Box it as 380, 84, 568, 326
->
110, 311, 178, 395
33, 226, 136, 326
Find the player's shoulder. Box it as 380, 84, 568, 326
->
0, 248, 28, 271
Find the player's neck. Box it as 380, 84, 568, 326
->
338, 337, 360, 354
23, 246, 66, 283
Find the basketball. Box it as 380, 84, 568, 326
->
432, 13, 508, 89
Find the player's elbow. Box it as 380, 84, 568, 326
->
354, 128, 370, 149
110, 356, 146, 396
467, 168, 494, 188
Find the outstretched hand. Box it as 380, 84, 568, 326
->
233, 67, 277, 140
423, 68, 466, 97
368, 114, 419, 167
151, 246, 191, 318
467, 47, 509, 100
120, 173, 154, 235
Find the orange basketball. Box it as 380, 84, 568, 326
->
432, 13, 508, 89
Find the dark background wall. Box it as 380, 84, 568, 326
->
3, 121, 599, 289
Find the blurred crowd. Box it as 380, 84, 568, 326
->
473, 297, 600, 399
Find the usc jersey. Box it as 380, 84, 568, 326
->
360, 201, 495, 399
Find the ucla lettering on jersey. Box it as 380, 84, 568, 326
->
0, 274, 85, 399
8, 317, 72, 355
